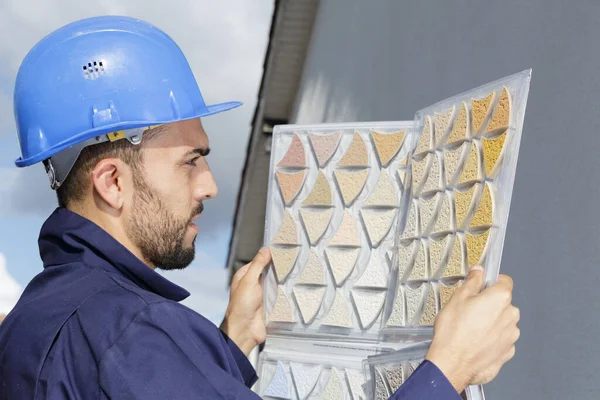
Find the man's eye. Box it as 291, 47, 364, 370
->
186, 157, 200, 166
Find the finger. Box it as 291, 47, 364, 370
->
456, 265, 485, 297
481, 279, 513, 306
495, 274, 514, 291
244, 247, 272, 283
232, 262, 252, 287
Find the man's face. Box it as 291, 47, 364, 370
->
124, 118, 218, 270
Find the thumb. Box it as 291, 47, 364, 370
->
458, 265, 485, 297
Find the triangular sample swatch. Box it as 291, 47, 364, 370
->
443, 236, 464, 278
406, 284, 426, 324
386, 285, 405, 327
397, 240, 416, 278
276, 170, 306, 205
302, 170, 332, 206
321, 368, 344, 400
364, 170, 398, 207
486, 87, 511, 133
354, 252, 388, 289
482, 130, 507, 176
454, 183, 478, 228
272, 211, 299, 245
408, 241, 427, 281
300, 208, 333, 245
321, 289, 352, 327
345, 369, 366, 400
338, 132, 369, 167
446, 102, 468, 144
402, 201, 418, 239
375, 369, 389, 399
277, 133, 306, 168
329, 210, 361, 247
334, 169, 369, 206
434, 107, 454, 145
351, 289, 386, 329
293, 286, 326, 324
270, 247, 299, 282
457, 142, 480, 184
325, 248, 360, 286
309, 131, 341, 167
411, 154, 430, 195
470, 183, 493, 228
418, 284, 437, 326
268, 287, 294, 322
360, 209, 396, 247
415, 116, 433, 155
443, 143, 466, 187
466, 229, 490, 268
422, 153, 442, 193
384, 366, 404, 393
419, 193, 439, 235
432, 193, 452, 233
290, 363, 321, 399
263, 361, 292, 399
296, 249, 326, 285
429, 234, 450, 274
371, 130, 406, 167
472, 91, 495, 134
440, 280, 463, 309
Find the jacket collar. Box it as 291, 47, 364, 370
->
38, 207, 190, 302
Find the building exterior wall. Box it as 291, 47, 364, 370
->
292, 1, 600, 398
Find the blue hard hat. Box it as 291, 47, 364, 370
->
13, 15, 242, 170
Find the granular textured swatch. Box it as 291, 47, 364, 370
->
397, 168, 406, 187
419, 193, 439, 235
351, 289, 386, 329
422, 153, 442, 193
338, 132, 369, 167
321, 289, 352, 328
415, 116, 433, 155
429, 235, 450, 275
302, 170, 332, 206
372, 130, 406, 167
277, 133, 306, 168
470, 184, 493, 228
411, 154, 430, 195
443, 143, 466, 187
432, 193, 452, 233
309, 131, 341, 167
443, 236, 464, 278
402, 202, 418, 239
270, 246, 299, 282
454, 183, 478, 228
321, 368, 345, 400
361, 209, 396, 247
384, 366, 404, 392
354, 252, 388, 289
364, 170, 398, 207
447, 102, 468, 144
486, 87, 511, 132
409, 241, 427, 281
345, 369, 366, 400
300, 208, 333, 245
406, 284, 426, 324
290, 363, 321, 399
276, 170, 306, 205
272, 211, 299, 245
471, 92, 495, 134
334, 169, 370, 206
466, 229, 490, 267
457, 142, 480, 184
434, 107, 454, 145
263, 361, 291, 399
440, 281, 463, 309
386, 285, 405, 327
482, 131, 507, 176
293, 286, 326, 324
325, 248, 360, 286
419, 284, 437, 326
269, 287, 294, 323
329, 210, 361, 247
374, 369, 389, 400
296, 249, 326, 286
397, 240, 416, 278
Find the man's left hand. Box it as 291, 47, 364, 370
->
220, 248, 271, 356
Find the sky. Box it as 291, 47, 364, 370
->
0, 0, 274, 324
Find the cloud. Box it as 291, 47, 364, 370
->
0, 252, 23, 315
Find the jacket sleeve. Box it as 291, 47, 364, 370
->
389, 360, 463, 400
219, 329, 259, 387
98, 302, 261, 400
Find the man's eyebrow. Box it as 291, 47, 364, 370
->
184, 147, 210, 158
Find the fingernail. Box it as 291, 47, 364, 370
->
470, 265, 484, 272
260, 247, 270, 257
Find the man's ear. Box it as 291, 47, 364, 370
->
91, 158, 132, 210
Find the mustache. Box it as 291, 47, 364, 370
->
190, 203, 204, 220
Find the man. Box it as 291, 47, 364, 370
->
0, 16, 519, 399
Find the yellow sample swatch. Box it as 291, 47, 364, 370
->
419, 193, 439, 235
296, 249, 326, 285
398, 240, 416, 279
402, 201, 418, 239
418, 284, 437, 326
272, 211, 299, 245
443, 143, 466, 187
329, 210, 361, 247
268, 286, 294, 322
432, 193, 452, 233
470, 184, 493, 228
434, 107, 454, 145
446, 102, 468, 144
372, 130, 406, 167
386, 285, 405, 327
270, 246, 299, 282
415, 116, 433, 155
406, 284, 426, 324
325, 248, 360, 286
412, 154, 430, 195
454, 183, 478, 228
472, 92, 495, 134
360, 209, 396, 247
486, 87, 511, 132
440, 281, 463, 309
354, 252, 388, 289
351, 290, 387, 329
364, 170, 398, 207
443, 236, 464, 278
302, 170, 332, 206
422, 153, 442, 193
277, 133, 306, 168
334, 169, 369, 206
338, 132, 369, 167
457, 142, 480, 184
466, 229, 490, 267
409, 241, 427, 281
276, 170, 306, 205
300, 208, 333, 245
482, 131, 507, 176
293, 286, 326, 324
429, 235, 450, 274
321, 289, 352, 328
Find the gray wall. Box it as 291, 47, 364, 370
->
292, 1, 600, 398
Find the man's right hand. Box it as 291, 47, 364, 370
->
425, 266, 520, 392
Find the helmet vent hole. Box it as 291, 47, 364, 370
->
83, 61, 105, 80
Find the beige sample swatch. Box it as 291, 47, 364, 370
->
422, 153, 442, 193
361, 209, 396, 247
321, 289, 352, 328
351, 289, 386, 329
300, 208, 333, 245
447, 102, 468, 144
397, 240, 416, 278
482, 131, 507, 176
418, 284, 437, 326
434, 107, 454, 145
268, 287, 294, 322
429, 235, 450, 274
443, 143, 466, 186
296, 249, 326, 285
406, 284, 426, 324
384, 366, 404, 393
402, 202, 418, 239
334, 169, 369, 206
372, 130, 406, 167
338, 132, 369, 167
454, 183, 478, 228
472, 92, 495, 134
272, 211, 299, 245
302, 170, 332, 206
415, 116, 433, 155
457, 142, 480, 184
440, 281, 463, 309
411, 154, 430, 195
325, 248, 360, 286
375, 369, 389, 400
354, 253, 388, 289
386, 285, 405, 327
329, 210, 361, 247
432, 193, 452, 233
276, 170, 306, 205
293, 286, 326, 324
309, 131, 341, 167
486, 87, 511, 132
466, 229, 490, 267
270, 246, 299, 282
470, 184, 493, 228
364, 170, 398, 207
322, 368, 345, 400
277, 133, 306, 168
409, 241, 427, 281
443, 236, 465, 278
419, 193, 439, 235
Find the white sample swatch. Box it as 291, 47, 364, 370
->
263, 361, 291, 399
361, 209, 396, 247
296, 249, 326, 285
321, 289, 352, 328
293, 286, 326, 324
353, 252, 388, 289
345, 369, 366, 400
364, 170, 398, 207
290, 362, 321, 399
325, 248, 360, 286
386, 285, 405, 327
351, 289, 386, 329
321, 367, 345, 400
329, 210, 361, 247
